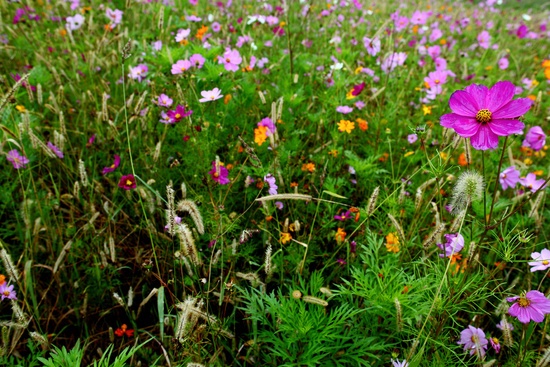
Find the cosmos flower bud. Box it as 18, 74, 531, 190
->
450, 171, 484, 215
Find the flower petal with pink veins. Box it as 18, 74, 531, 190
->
492, 98, 533, 119
486, 81, 515, 112
464, 84, 488, 110
448, 116, 479, 137
488, 119, 525, 136
470, 125, 499, 150
449, 90, 479, 116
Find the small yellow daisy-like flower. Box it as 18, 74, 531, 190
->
254, 125, 268, 146
524, 158, 533, 165
280, 232, 292, 244
338, 120, 355, 134
15, 105, 26, 112
335, 228, 346, 243
422, 105, 432, 115
346, 89, 356, 100
328, 149, 338, 157
385, 233, 400, 253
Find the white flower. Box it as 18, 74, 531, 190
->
199, 88, 223, 103
66, 14, 85, 31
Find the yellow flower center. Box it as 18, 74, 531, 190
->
175, 113, 181, 119
126, 179, 133, 186
3, 291, 9, 296
475, 109, 492, 123
518, 297, 531, 308
543, 260, 549, 265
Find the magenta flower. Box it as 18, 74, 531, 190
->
499, 166, 520, 190
457, 325, 488, 357
220, 49, 242, 72
47, 142, 64, 159
258, 117, 276, 136
199, 88, 223, 103
118, 174, 136, 190
489, 337, 501, 354
166, 105, 193, 123
519, 173, 546, 193
440, 81, 532, 150
209, 160, 229, 185
507, 290, 550, 324
171, 60, 192, 75
6, 149, 29, 169
334, 210, 352, 221
522, 126, 546, 151
529, 249, 550, 272
436, 233, 464, 257
351, 82, 366, 97
0, 284, 17, 301
102, 155, 120, 175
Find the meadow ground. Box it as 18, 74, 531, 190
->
1, 0, 550, 366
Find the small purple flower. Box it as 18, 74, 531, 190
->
171, 59, 192, 75
209, 160, 230, 185
355, 101, 365, 109
275, 201, 284, 210
528, 249, 550, 272
47, 142, 64, 159
128, 64, 148, 82
166, 105, 193, 123
152, 40, 162, 51
0, 284, 17, 301
391, 359, 409, 367
496, 319, 514, 331
157, 94, 173, 107
258, 117, 276, 135
498, 57, 509, 70
457, 325, 488, 357
189, 53, 206, 69
522, 126, 546, 151
102, 155, 121, 175
334, 210, 352, 221
407, 134, 418, 144
436, 233, 464, 257
336, 258, 346, 266
507, 290, 550, 324
264, 174, 278, 195
499, 166, 520, 190
6, 149, 29, 169
519, 173, 546, 193
489, 337, 501, 354
336, 106, 353, 114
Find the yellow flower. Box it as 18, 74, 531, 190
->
338, 120, 355, 134
422, 105, 432, 115
328, 149, 338, 157
346, 89, 356, 100
335, 228, 346, 243
254, 125, 268, 145
15, 105, 26, 112
280, 232, 292, 244
301, 162, 316, 172
386, 233, 400, 253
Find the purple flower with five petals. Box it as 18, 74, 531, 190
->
440, 81, 532, 150
522, 126, 546, 151
499, 166, 520, 190
166, 105, 193, 123
528, 249, 550, 272
457, 325, 488, 357
507, 290, 550, 324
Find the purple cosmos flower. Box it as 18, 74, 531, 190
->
220, 49, 242, 72
440, 81, 532, 150
498, 57, 509, 70
519, 173, 546, 193
477, 30, 491, 49
355, 101, 366, 109
436, 233, 464, 257
391, 359, 409, 367
334, 210, 352, 221
152, 40, 162, 51
6, 149, 29, 169
411, 10, 430, 25
275, 201, 284, 210
264, 174, 278, 195
128, 64, 148, 82
166, 105, 193, 123
157, 94, 173, 107
209, 160, 230, 185
189, 54, 205, 69
118, 174, 136, 190
336, 106, 353, 114
363, 37, 380, 56
489, 337, 501, 354
102, 155, 120, 175
47, 142, 64, 159
407, 134, 418, 144
106, 8, 123, 28
529, 249, 550, 272
496, 319, 514, 331
507, 290, 550, 324
0, 284, 17, 301
171, 60, 192, 75
457, 325, 488, 357
199, 88, 223, 103
522, 126, 546, 151
175, 28, 190, 42
499, 166, 520, 190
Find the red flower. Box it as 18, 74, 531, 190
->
118, 174, 136, 190
114, 324, 134, 337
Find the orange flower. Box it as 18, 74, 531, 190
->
224, 94, 232, 104
335, 228, 346, 243
301, 162, 316, 173
542, 59, 550, 68
114, 324, 134, 337
328, 149, 338, 157
379, 152, 389, 162
338, 120, 355, 133
458, 153, 468, 166
280, 232, 292, 244
356, 118, 368, 131
254, 125, 268, 145
0, 275, 5, 286
290, 182, 299, 188
385, 233, 400, 253
196, 25, 209, 40
544, 68, 550, 80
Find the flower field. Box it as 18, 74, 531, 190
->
1, 0, 550, 366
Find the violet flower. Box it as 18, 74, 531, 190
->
507, 290, 550, 324
499, 166, 520, 190
457, 325, 488, 357
522, 126, 546, 151
529, 249, 550, 272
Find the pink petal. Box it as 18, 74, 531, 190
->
440, 113, 461, 128
470, 125, 499, 150
487, 119, 525, 136
449, 90, 479, 116
464, 84, 488, 110
449, 116, 480, 137
492, 98, 533, 119
486, 81, 515, 112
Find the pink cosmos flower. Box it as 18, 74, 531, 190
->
507, 290, 550, 324
489, 337, 501, 354
522, 126, 546, 151
458, 325, 488, 357
410, 10, 430, 25
427, 45, 441, 59
175, 29, 190, 42
363, 37, 380, 56
336, 106, 353, 114
118, 174, 136, 190
221, 49, 242, 72
6, 149, 29, 169
166, 105, 193, 123
437, 233, 464, 257
0, 284, 17, 301
66, 14, 84, 31
47, 142, 64, 158
498, 57, 509, 70
171, 60, 192, 75
477, 30, 491, 49
199, 88, 223, 103
106, 8, 123, 28
407, 134, 418, 144
128, 64, 148, 82
209, 160, 229, 185
394, 16, 409, 32
499, 166, 520, 190
391, 359, 409, 367
424, 70, 448, 90
529, 249, 550, 272
189, 54, 205, 69
157, 94, 173, 107
102, 154, 120, 175
264, 174, 278, 195
519, 173, 546, 193
440, 81, 532, 150
429, 28, 443, 43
